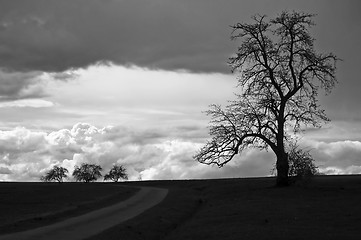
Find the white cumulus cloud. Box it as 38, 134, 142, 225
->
1, 123, 361, 182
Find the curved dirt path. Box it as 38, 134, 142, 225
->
0, 186, 168, 240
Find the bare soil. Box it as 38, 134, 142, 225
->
1, 175, 361, 240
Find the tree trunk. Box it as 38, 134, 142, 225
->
275, 103, 289, 187
276, 151, 289, 187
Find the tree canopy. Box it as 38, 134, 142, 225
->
195, 11, 338, 186
104, 165, 128, 182
72, 163, 102, 183
41, 166, 69, 183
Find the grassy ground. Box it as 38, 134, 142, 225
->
0, 182, 139, 234
89, 175, 361, 240
1, 176, 361, 239
87, 180, 204, 240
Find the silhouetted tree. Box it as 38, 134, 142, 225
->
104, 165, 128, 182
287, 142, 318, 178
41, 166, 69, 183
72, 163, 102, 182
195, 11, 338, 186
272, 141, 318, 179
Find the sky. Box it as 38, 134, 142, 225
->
0, 0, 361, 181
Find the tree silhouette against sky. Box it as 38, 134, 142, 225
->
104, 165, 128, 182
195, 11, 338, 186
72, 163, 103, 183
41, 166, 69, 183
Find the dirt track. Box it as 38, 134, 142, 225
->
0, 186, 168, 240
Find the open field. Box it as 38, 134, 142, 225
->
1, 175, 361, 240
0, 182, 139, 234
89, 175, 361, 240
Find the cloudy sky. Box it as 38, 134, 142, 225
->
0, 0, 360, 181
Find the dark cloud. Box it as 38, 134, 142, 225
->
0, 0, 359, 129
0, 0, 236, 73
0, 166, 12, 174
1, 0, 359, 124
0, 0, 358, 84
0, 70, 46, 101
2, 0, 356, 74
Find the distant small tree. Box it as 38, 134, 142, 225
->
72, 163, 102, 182
104, 165, 128, 182
41, 166, 69, 183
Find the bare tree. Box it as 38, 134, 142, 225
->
72, 163, 102, 183
41, 166, 69, 183
104, 165, 128, 182
194, 11, 338, 186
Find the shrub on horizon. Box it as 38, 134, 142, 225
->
288, 143, 318, 179
272, 141, 319, 184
